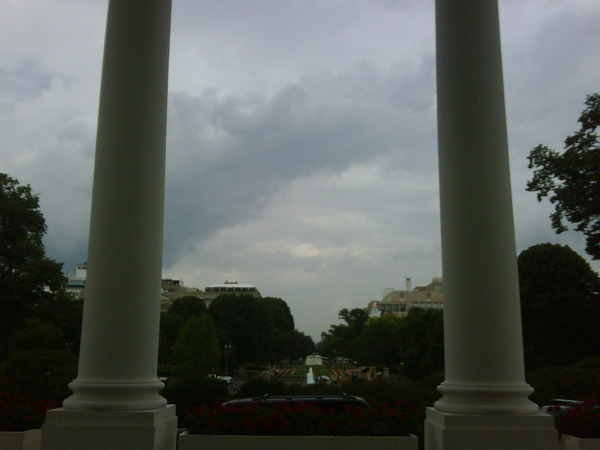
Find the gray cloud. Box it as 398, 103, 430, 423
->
163, 60, 437, 267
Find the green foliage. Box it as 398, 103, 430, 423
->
0, 173, 66, 357
0, 349, 77, 403
396, 308, 444, 380
338, 308, 369, 335
518, 243, 600, 370
26, 293, 83, 354
318, 308, 369, 362
8, 318, 64, 353
527, 357, 600, 407
236, 378, 288, 397
161, 376, 228, 426
262, 297, 295, 332
172, 315, 221, 377
209, 294, 273, 364
358, 315, 404, 367
158, 312, 186, 365
320, 307, 444, 380
271, 329, 315, 362
168, 295, 207, 317
208, 294, 313, 365
527, 93, 600, 259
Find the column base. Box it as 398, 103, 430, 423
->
63, 379, 167, 411
434, 381, 540, 414
424, 408, 559, 450
41, 405, 177, 450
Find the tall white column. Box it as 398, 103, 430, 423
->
42, 0, 176, 448
425, 0, 558, 447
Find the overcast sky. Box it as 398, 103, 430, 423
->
1, 0, 598, 341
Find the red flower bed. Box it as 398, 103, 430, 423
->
185, 400, 419, 436
550, 400, 600, 438
0, 393, 58, 432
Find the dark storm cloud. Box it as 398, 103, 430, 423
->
162, 60, 437, 267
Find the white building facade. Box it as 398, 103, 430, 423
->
368, 278, 444, 317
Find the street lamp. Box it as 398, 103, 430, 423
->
224, 344, 232, 376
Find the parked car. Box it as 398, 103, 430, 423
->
540, 399, 595, 415
223, 394, 372, 413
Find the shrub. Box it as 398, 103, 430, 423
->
236, 378, 287, 398
0, 349, 77, 403
161, 376, 228, 426
527, 357, 600, 406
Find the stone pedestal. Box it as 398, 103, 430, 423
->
42, 406, 177, 450
425, 409, 558, 450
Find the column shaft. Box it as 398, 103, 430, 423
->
63, 0, 172, 411
434, 0, 537, 414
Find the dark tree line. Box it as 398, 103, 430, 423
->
318, 307, 445, 381
159, 294, 315, 373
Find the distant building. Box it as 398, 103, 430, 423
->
199, 281, 261, 307
367, 277, 444, 318
160, 278, 203, 311
64, 267, 260, 310
161, 279, 261, 310
65, 262, 88, 299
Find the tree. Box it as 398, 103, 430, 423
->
208, 294, 273, 364
318, 308, 370, 361
0, 349, 77, 403
527, 94, 600, 259
262, 297, 295, 333
206, 293, 312, 365
8, 318, 64, 353
28, 292, 83, 354
271, 329, 315, 361
158, 312, 186, 365
518, 243, 600, 370
396, 308, 444, 380
0, 173, 66, 357
167, 295, 207, 317
358, 314, 404, 367
171, 315, 221, 377
338, 308, 369, 335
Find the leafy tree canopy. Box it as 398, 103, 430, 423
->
208, 294, 273, 364
396, 308, 444, 380
320, 307, 443, 379
171, 315, 221, 377
262, 296, 295, 332
167, 295, 207, 317
518, 243, 600, 370
208, 294, 312, 365
357, 314, 404, 367
0, 173, 66, 357
318, 307, 369, 361
527, 94, 600, 259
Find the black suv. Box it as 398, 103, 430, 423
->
223, 394, 371, 413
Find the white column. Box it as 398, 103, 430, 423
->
425, 0, 558, 447
42, 0, 176, 448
